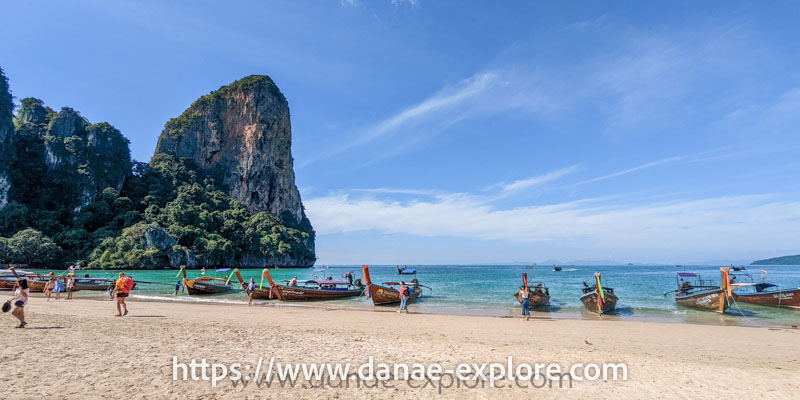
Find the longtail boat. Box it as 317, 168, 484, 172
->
397, 265, 417, 275
552, 265, 562, 271
179, 266, 233, 295
580, 272, 618, 314
71, 277, 112, 291
731, 272, 800, 309
363, 265, 425, 305
260, 269, 365, 301
513, 272, 550, 308
672, 268, 732, 312
232, 269, 274, 300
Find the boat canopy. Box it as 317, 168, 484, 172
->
399, 269, 417, 274
305, 280, 349, 285
678, 273, 698, 277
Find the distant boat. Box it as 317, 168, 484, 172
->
580, 272, 618, 314
671, 268, 731, 312
731, 266, 747, 271
627, 263, 634, 266
514, 273, 550, 308
553, 265, 562, 272
397, 265, 417, 275
524, 265, 533, 270
675, 265, 683, 268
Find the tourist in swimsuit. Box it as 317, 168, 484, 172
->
7, 267, 28, 328
66, 276, 75, 300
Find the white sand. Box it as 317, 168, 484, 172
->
2, 295, 799, 399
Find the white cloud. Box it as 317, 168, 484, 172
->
305, 192, 800, 258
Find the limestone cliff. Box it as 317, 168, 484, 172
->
0, 68, 13, 208
153, 75, 305, 224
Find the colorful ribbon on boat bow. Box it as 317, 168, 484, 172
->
595, 272, 605, 313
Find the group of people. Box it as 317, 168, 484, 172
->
42, 272, 76, 301
3, 268, 135, 328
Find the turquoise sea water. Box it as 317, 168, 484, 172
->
25, 265, 800, 327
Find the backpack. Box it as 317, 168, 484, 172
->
121, 277, 135, 293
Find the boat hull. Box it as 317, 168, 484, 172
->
733, 289, 800, 309
367, 284, 422, 305
675, 289, 729, 312
274, 285, 364, 301
185, 280, 231, 295
71, 283, 109, 291
27, 280, 48, 292
580, 292, 618, 314
514, 292, 550, 308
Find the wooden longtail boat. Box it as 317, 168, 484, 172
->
673, 268, 732, 312
232, 269, 274, 300
71, 277, 112, 291
179, 267, 232, 295
732, 282, 800, 309
513, 273, 550, 308
580, 272, 618, 314
363, 265, 424, 306
260, 269, 365, 301
552, 265, 562, 271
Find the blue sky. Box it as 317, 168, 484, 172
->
2, 1, 800, 264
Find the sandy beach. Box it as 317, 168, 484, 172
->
1, 295, 797, 399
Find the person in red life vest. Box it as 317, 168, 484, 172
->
114, 272, 135, 316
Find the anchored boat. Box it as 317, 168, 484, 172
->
513, 272, 550, 308
363, 265, 426, 305
672, 268, 732, 312
179, 266, 233, 295
580, 272, 618, 314
731, 271, 800, 309
260, 269, 365, 301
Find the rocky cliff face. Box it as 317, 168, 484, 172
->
153, 75, 305, 224
0, 68, 13, 208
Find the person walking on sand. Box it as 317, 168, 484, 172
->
247, 277, 256, 306
519, 286, 530, 321
397, 281, 409, 314
6, 267, 29, 328
43, 272, 54, 301
114, 272, 134, 316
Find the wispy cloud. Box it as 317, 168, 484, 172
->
501, 165, 579, 193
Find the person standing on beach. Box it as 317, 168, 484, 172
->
247, 277, 255, 306
54, 277, 63, 300
114, 272, 134, 316
519, 286, 530, 321
174, 281, 181, 295
66, 276, 74, 300
43, 272, 54, 301
397, 282, 409, 314
6, 267, 29, 328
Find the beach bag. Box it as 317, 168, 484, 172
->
1, 300, 10, 313
121, 277, 135, 293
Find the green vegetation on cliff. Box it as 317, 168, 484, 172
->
751, 254, 800, 265
164, 75, 283, 137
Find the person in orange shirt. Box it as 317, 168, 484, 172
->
114, 272, 130, 316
